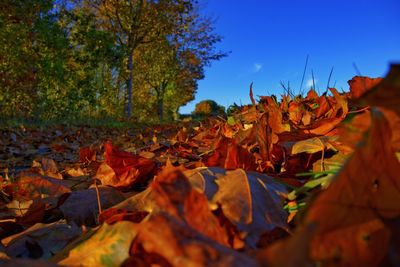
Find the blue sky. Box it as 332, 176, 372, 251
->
179, 0, 400, 113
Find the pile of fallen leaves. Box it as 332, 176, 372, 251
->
0, 65, 399, 267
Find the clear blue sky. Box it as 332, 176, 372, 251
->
179, 0, 400, 113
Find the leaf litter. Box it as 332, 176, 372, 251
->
0, 65, 400, 266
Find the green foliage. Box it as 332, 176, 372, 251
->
193, 100, 225, 116
0, 0, 225, 123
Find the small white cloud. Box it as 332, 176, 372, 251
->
253, 63, 262, 73
306, 78, 317, 89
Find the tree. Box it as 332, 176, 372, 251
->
84, 0, 225, 119
0, 0, 124, 120
81, 0, 179, 117
193, 100, 225, 116
58, 6, 124, 118
133, 4, 226, 121
0, 0, 226, 121
0, 0, 54, 118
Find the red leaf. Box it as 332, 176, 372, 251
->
98, 208, 149, 225
103, 142, 156, 187
205, 137, 257, 171
79, 146, 96, 162
348, 76, 383, 99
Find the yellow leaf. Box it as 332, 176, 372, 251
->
291, 136, 337, 155
59, 221, 137, 267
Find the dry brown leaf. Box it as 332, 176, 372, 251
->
150, 166, 229, 246
129, 213, 258, 267
2, 221, 81, 259
185, 167, 288, 248
258, 223, 316, 267
356, 64, 400, 116
305, 109, 400, 266
348, 76, 383, 99
59, 186, 125, 226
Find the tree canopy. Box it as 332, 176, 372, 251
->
0, 0, 226, 122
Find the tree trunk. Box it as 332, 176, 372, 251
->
157, 94, 164, 121
173, 107, 179, 121
155, 84, 167, 122
126, 51, 133, 118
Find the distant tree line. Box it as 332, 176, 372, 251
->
0, 0, 226, 122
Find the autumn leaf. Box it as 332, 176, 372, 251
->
155, 167, 230, 242
304, 109, 400, 266
58, 221, 138, 267
380, 216, 400, 266
260, 106, 400, 267
31, 158, 63, 180
288, 102, 303, 125
258, 223, 316, 267
306, 89, 319, 100
329, 87, 348, 118
2, 221, 81, 259
128, 213, 258, 267
58, 186, 125, 226
348, 76, 383, 99
205, 136, 257, 171
104, 166, 288, 249
101, 141, 156, 188
4, 174, 71, 201
310, 218, 391, 266
356, 64, 400, 116
184, 167, 288, 248
301, 117, 343, 136
314, 95, 331, 118
0, 258, 59, 267
79, 146, 97, 163
291, 136, 337, 155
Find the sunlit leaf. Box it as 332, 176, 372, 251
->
58, 221, 137, 267
291, 136, 337, 155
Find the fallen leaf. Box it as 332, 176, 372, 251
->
305, 109, 400, 266
291, 136, 337, 155
356, 64, 400, 116
302, 117, 343, 136
103, 142, 156, 188
329, 87, 348, 118
184, 167, 288, 248
65, 167, 85, 177
59, 186, 125, 226
258, 223, 316, 267
128, 213, 258, 267
5, 174, 71, 201
2, 220, 81, 259
150, 166, 229, 246
79, 146, 97, 163
310, 218, 391, 266
0, 259, 59, 267
205, 136, 257, 171
58, 221, 137, 267
348, 76, 383, 99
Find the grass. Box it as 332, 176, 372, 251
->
0, 115, 197, 130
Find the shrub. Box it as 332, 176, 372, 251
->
193, 100, 225, 116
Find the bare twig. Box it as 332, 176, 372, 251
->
0, 219, 16, 223
353, 62, 368, 93
311, 69, 316, 91
299, 54, 309, 94
326, 66, 334, 90
94, 179, 102, 214
348, 106, 370, 114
